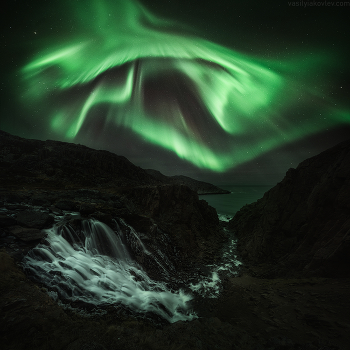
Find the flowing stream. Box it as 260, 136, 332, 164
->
23, 214, 242, 322
22, 219, 195, 323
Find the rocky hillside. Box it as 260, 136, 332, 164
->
145, 169, 230, 194
229, 138, 350, 278
0, 130, 159, 189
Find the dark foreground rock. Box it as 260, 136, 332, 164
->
1, 250, 349, 350
229, 138, 350, 278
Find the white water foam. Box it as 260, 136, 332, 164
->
22, 219, 196, 323
218, 214, 233, 222
189, 228, 242, 298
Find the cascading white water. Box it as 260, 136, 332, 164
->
118, 218, 174, 277
22, 219, 195, 323
189, 226, 242, 298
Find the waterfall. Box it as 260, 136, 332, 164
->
22, 219, 195, 323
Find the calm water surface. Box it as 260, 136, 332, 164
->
200, 185, 273, 218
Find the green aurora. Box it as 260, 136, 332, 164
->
19, 0, 350, 172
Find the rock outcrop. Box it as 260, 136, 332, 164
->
0, 187, 224, 281
0, 130, 225, 280
120, 184, 225, 271
229, 138, 350, 278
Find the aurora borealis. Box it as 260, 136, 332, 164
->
2, 0, 350, 183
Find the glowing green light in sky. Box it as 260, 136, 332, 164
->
20, 0, 349, 171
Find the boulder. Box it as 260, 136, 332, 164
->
55, 200, 77, 211
7, 226, 46, 241
31, 195, 51, 207
16, 210, 54, 229
0, 215, 17, 228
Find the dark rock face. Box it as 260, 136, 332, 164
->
114, 184, 225, 279
145, 169, 230, 194
229, 139, 350, 278
120, 184, 224, 269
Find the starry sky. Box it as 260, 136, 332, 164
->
1, 0, 350, 185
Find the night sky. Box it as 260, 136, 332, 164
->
2, 0, 350, 185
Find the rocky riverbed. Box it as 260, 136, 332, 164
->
1, 131, 350, 349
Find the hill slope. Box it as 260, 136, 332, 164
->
0, 130, 159, 189
229, 138, 350, 278
145, 169, 230, 194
